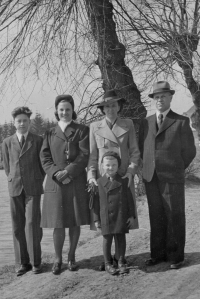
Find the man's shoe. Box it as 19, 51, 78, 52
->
52, 262, 62, 275
105, 263, 118, 275
145, 258, 164, 266
118, 263, 129, 274
16, 263, 32, 276
68, 261, 78, 271
170, 260, 184, 270
32, 264, 42, 274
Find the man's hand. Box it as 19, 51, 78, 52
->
122, 172, 132, 187
126, 216, 135, 229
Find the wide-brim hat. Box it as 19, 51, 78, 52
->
96, 90, 126, 108
148, 81, 175, 98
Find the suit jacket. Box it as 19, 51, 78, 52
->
2, 132, 45, 197
87, 117, 140, 180
139, 110, 196, 183
94, 174, 135, 235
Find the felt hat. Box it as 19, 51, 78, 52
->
148, 81, 175, 98
96, 90, 126, 108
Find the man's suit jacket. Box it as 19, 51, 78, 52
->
87, 117, 140, 180
2, 132, 45, 197
139, 110, 196, 183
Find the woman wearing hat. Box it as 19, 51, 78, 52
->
87, 89, 140, 266
40, 95, 90, 274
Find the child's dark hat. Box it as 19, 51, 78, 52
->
101, 151, 121, 167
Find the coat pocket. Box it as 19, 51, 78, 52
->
44, 177, 57, 193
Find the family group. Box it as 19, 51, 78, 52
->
2, 81, 196, 277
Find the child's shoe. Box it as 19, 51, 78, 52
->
118, 262, 129, 274
105, 263, 118, 275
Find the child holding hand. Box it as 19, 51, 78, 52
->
93, 151, 136, 275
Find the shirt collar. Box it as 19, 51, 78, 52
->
58, 120, 72, 132
156, 108, 170, 121
16, 131, 29, 141
105, 173, 117, 181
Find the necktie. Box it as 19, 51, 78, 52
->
157, 114, 163, 129
20, 135, 25, 148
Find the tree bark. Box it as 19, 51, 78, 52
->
174, 33, 200, 140
84, 0, 146, 121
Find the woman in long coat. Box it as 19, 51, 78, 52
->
87, 89, 140, 266
40, 95, 90, 274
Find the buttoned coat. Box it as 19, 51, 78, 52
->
2, 132, 45, 196
88, 117, 140, 179
40, 122, 90, 228
87, 117, 140, 229
94, 174, 136, 235
139, 110, 196, 183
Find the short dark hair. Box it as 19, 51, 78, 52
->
98, 100, 124, 115
11, 106, 32, 119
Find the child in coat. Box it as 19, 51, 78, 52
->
93, 151, 136, 275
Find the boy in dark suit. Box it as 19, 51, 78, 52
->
93, 151, 136, 275
2, 107, 45, 275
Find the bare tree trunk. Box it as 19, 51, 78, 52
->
174, 33, 200, 140
84, 0, 146, 121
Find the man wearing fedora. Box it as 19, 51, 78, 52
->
139, 81, 196, 269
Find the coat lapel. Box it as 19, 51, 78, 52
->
54, 122, 76, 140
12, 134, 21, 154
64, 121, 76, 139
112, 118, 129, 138
96, 118, 118, 144
157, 110, 176, 136
20, 132, 33, 157
101, 174, 122, 193
54, 125, 67, 141
148, 114, 157, 137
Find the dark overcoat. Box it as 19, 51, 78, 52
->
2, 132, 44, 196
93, 174, 135, 235
40, 122, 90, 228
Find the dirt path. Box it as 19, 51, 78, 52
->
0, 180, 200, 299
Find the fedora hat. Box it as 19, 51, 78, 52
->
96, 90, 126, 108
148, 81, 175, 98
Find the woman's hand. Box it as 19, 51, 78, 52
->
62, 177, 71, 185
122, 172, 132, 187
88, 178, 98, 186
54, 170, 68, 182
